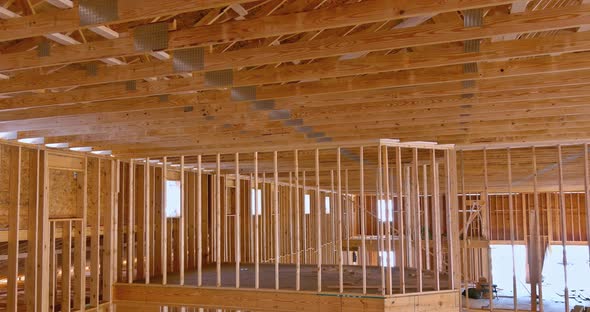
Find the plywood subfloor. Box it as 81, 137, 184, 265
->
144, 263, 450, 295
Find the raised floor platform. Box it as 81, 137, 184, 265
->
144, 263, 451, 294
114, 263, 459, 311
114, 284, 460, 312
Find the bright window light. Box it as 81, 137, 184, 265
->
250, 188, 262, 216
18, 137, 44, 144
377, 199, 394, 222
46, 142, 69, 148
69, 146, 92, 152
304, 194, 311, 214
324, 195, 331, 214
165, 180, 181, 218
379, 251, 395, 267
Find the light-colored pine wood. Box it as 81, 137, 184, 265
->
7, 146, 20, 312
557, 145, 570, 312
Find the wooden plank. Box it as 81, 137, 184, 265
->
62, 220, 72, 312
36, 150, 50, 311
412, 148, 423, 292
274, 150, 280, 290
0, 1, 258, 42
586, 143, 590, 269
127, 159, 135, 283
337, 147, 344, 293
180, 156, 185, 285
6, 30, 590, 98
397, 147, 407, 293
0, 0, 513, 72
295, 150, 301, 291
7, 146, 21, 312
254, 151, 260, 289
162, 157, 168, 285
145, 158, 151, 284
113, 283, 389, 312
25, 148, 40, 312
360, 146, 367, 294
557, 145, 570, 312
90, 158, 101, 307
197, 155, 203, 286
235, 153, 241, 288
216, 153, 221, 286
73, 156, 88, 311
315, 148, 322, 292
103, 159, 116, 302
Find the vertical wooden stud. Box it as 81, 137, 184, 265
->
7, 146, 21, 312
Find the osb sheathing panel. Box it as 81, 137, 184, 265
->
0, 146, 34, 230
48, 168, 81, 219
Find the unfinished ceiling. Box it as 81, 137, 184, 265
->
0, 0, 589, 157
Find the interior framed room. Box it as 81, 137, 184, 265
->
0, 0, 589, 311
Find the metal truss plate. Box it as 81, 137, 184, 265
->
134, 22, 169, 52
268, 109, 291, 120
79, 0, 118, 26
173, 47, 205, 73
251, 100, 275, 111
205, 69, 234, 87
38, 40, 50, 57
230, 86, 256, 101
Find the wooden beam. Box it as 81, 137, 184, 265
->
0, 0, 514, 72
7, 146, 21, 312
25, 148, 40, 312
5, 29, 590, 95
557, 145, 570, 312
0, 1, 258, 42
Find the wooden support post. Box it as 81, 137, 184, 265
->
445, 149, 458, 290
117, 162, 124, 283
461, 151, 469, 308
103, 159, 116, 302
49, 222, 55, 312
37, 150, 49, 311
404, 166, 412, 268
62, 220, 72, 312
7, 146, 20, 312
377, 146, 385, 295
507, 149, 518, 312
197, 155, 202, 286
254, 152, 260, 289
235, 153, 241, 288
413, 148, 423, 292
532, 147, 544, 312
216, 154, 221, 287
397, 147, 406, 293
303, 171, 307, 264
90, 159, 101, 307
180, 156, 186, 285
483, 149, 494, 311
274, 151, 280, 290
26, 148, 39, 312
295, 150, 301, 291
431, 150, 441, 291
383, 146, 393, 295
584, 143, 590, 270
162, 157, 168, 285
557, 145, 570, 312
360, 146, 367, 294
128, 159, 135, 284
423, 164, 430, 273
345, 169, 350, 266
337, 148, 344, 293
315, 148, 322, 292
74, 157, 88, 311
145, 158, 151, 284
